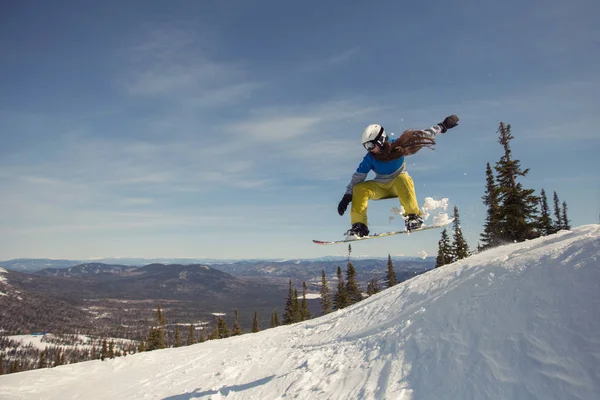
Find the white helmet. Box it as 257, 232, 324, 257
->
361, 124, 387, 150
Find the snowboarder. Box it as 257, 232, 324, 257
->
337, 115, 459, 238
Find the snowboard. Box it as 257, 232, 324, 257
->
313, 219, 454, 245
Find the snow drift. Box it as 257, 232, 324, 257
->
1, 225, 599, 400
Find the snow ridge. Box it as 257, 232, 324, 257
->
1, 225, 599, 400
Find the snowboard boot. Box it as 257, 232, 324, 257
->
345, 222, 369, 239
405, 214, 424, 231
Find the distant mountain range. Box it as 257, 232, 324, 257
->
0, 256, 432, 273
0, 258, 434, 336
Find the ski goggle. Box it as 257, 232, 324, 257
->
363, 126, 385, 151
363, 141, 378, 151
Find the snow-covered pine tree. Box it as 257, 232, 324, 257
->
494, 122, 540, 242
386, 254, 396, 287
436, 228, 453, 267
319, 269, 332, 315
479, 162, 502, 249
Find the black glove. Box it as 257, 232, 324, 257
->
439, 114, 459, 133
337, 194, 352, 216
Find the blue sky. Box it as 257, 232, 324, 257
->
1, 0, 599, 261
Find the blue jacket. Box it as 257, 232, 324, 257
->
344, 124, 443, 195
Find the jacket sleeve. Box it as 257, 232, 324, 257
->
422, 124, 444, 138
344, 155, 372, 195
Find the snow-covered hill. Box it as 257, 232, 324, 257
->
1, 225, 599, 400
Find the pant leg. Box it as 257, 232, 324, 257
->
350, 181, 393, 226
391, 172, 421, 216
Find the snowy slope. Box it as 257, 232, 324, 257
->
1, 225, 599, 400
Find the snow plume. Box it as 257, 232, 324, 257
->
2, 225, 600, 400
390, 197, 449, 224
420, 197, 449, 222
388, 205, 405, 223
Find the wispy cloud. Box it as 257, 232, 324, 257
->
122, 28, 263, 107
230, 115, 323, 141
325, 48, 361, 66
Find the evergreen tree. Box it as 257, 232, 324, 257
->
174, 326, 181, 347
300, 281, 311, 321
187, 324, 196, 345
101, 339, 108, 360
282, 280, 297, 324
366, 279, 381, 296
436, 228, 453, 267
156, 304, 166, 326
333, 266, 349, 309
147, 304, 166, 350
57, 349, 66, 366
538, 189, 554, 236
0, 354, 4, 375
345, 261, 362, 305
217, 316, 230, 339
451, 206, 470, 260
38, 349, 47, 369
270, 309, 280, 328
319, 269, 332, 315
562, 201, 571, 230
386, 255, 396, 287
232, 310, 243, 336
9, 360, 19, 374
147, 328, 166, 350
252, 311, 260, 333
494, 122, 540, 242
108, 341, 115, 358
479, 162, 502, 249
208, 322, 220, 340
292, 289, 301, 322
553, 191, 563, 232
138, 341, 146, 352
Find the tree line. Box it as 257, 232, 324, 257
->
435, 122, 571, 267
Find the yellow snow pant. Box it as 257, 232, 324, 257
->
350, 172, 420, 226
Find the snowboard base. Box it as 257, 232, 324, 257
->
313, 219, 454, 245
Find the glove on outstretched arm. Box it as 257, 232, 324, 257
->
338, 194, 352, 216
439, 115, 459, 133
